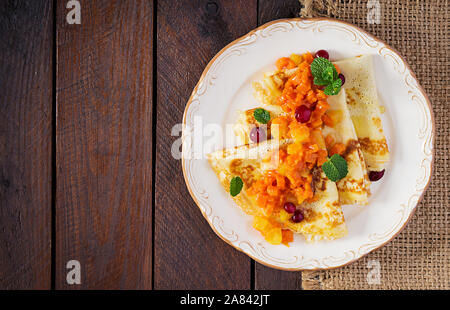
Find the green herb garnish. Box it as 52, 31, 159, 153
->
322, 154, 348, 182
230, 176, 244, 197
253, 108, 271, 124
324, 78, 342, 96
310, 57, 341, 96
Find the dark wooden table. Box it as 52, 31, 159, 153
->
0, 0, 303, 289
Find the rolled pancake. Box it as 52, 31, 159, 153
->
207, 139, 347, 242
334, 55, 390, 171
323, 91, 371, 205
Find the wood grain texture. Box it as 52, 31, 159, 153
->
154, 0, 256, 289
56, 0, 153, 289
258, 0, 301, 25
256, 0, 302, 290
255, 263, 302, 290
0, 0, 53, 289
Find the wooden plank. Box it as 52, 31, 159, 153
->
154, 0, 257, 289
0, 0, 53, 290
258, 0, 301, 25
255, 263, 302, 290
56, 0, 153, 289
255, 0, 302, 290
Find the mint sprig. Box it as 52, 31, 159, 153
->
322, 154, 348, 182
310, 57, 342, 96
253, 108, 271, 124
230, 176, 244, 197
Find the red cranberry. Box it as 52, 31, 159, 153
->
249, 126, 266, 143
284, 202, 296, 214
292, 210, 304, 223
295, 105, 312, 123
338, 73, 345, 85
369, 169, 385, 181
315, 49, 329, 60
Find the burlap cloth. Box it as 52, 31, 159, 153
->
298, 0, 449, 290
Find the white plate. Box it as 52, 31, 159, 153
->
182, 18, 434, 270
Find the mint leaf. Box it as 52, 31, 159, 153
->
332, 64, 339, 80
230, 176, 244, 197
310, 57, 332, 77
323, 78, 342, 96
322, 161, 341, 182
331, 154, 348, 177
322, 154, 348, 182
321, 66, 334, 83
313, 76, 329, 86
253, 108, 271, 124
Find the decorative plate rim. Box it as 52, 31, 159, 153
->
181, 17, 435, 271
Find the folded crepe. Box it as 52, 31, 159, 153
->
207, 139, 347, 242
252, 67, 298, 106
322, 91, 371, 205
334, 55, 390, 171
